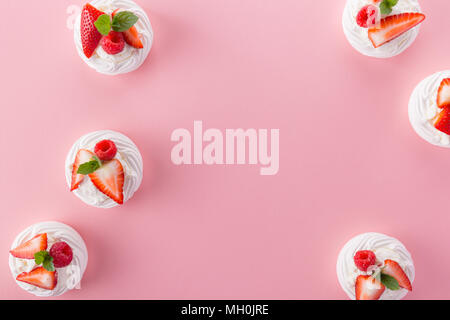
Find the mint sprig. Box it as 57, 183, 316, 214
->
112, 11, 139, 32
380, 273, 400, 290
95, 14, 112, 36
94, 11, 139, 35
380, 0, 399, 15
34, 251, 55, 272
77, 156, 101, 175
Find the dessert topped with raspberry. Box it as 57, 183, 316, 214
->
337, 232, 415, 300
343, 0, 425, 58
9, 222, 88, 297
66, 130, 143, 209
70, 139, 125, 205
74, 1, 153, 75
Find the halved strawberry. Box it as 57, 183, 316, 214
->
382, 260, 412, 291
434, 107, 450, 135
437, 78, 450, 108
10, 233, 47, 259
89, 159, 124, 204
16, 267, 57, 290
368, 13, 425, 48
112, 9, 144, 49
81, 4, 105, 58
355, 275, 385, 300
71, 149, 95, 191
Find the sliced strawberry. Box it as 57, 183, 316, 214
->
81, 4, 105, 58
382, 259, 412, 291
16, 267, 57, 290
71, 149, 95, 191
122, 27, 144, 49
437, 78, 450, 108
10, 233, 47, 259
434, 107, 450, 135
112, 9, 144, 49
355, 275, 385, 300
89, 159, 124, 204
368, 13, 425, 48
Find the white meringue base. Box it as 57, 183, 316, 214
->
74, 0, 153, 75
409, 71, 450, 148
336, 232, 415, 300
9, 222, 88, 297
65, 130, 144, 209
342, 0, 421, 58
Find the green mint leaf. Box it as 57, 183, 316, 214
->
77, 157, 101, 175
380, 1, 393, 15
95, 14, 112, 36
43, 256, 55, 272
112, 11, 139, 32
34, 251, 48, 265
380, 273, 400, 290
386, 0, 399, 7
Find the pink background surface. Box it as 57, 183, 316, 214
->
0, 0, 449, 299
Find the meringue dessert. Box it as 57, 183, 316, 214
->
336, 232, 414, 300
65, 130, 143, 208
9, 222, 88, 297
74, 0, 153, 75
409, 70, 450, 147
342, 0, 425, 58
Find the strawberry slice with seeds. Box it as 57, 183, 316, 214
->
81, 4, 105, 58
368, 13, 425, 48
71, 149, 95, 191
355, 275, 385, 300
382, 259, 412, 291
112, 9, 144, 49
434, 107, 450, 135
10, 233, 47, 259
89, 159, 124, 204
16, 267, 57, 290
437, 78, 450, 108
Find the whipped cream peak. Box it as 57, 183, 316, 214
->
65, 130, 143, 208
336, 232, 415, 300
74, 0, 153, 75
409, 70, 450, 147
342, 0, 422, 58
9, 222, 88, 297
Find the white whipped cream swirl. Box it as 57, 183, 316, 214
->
342, 0, 421, 58
409, 70, 450, 147
65, 130, 144, 209
9, 222, 88, 297
336, 232, 415, 300
74, 0, 153, 75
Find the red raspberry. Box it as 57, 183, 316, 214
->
100, 31, 125, 55
353, 250, 376, 272
95, 140, 117, 161
50, 242, 73, 268
356, 5, 379, 28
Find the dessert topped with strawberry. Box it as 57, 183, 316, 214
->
9, 222, 88, 297
66, 130, 143, 209
337, 233, 415, 300
353, 252, 412, 300
74, 0, 153, 75
409, 71, 450, 147
343, 0, 425, 58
